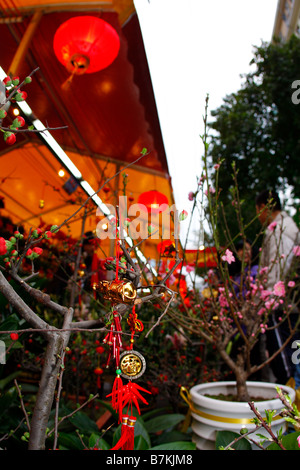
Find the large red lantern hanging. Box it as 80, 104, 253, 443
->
53, 16, 120, 82
137, 190, 169, 214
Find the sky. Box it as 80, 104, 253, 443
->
134, 0, 279, 249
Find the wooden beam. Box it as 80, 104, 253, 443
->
8, 10, 43, 77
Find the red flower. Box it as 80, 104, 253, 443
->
33, 247, 43, 255
14, 116, 25, 127
95, 346, 105, 354
0, 238, 7, 256
4, 132, 16, 145
16, 89, 27, 100
3, 77, 12, 85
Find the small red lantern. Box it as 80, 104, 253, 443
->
53, 16, 120, 77
157, 239, 176, 257
138, 190, 168, 214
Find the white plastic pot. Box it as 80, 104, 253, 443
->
188, 381, 296, 450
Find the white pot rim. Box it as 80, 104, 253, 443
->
189, 380, 296, 412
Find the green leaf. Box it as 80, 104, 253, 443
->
144, 413, 185, 433
134, 435, 150, 450
141, 406, 172, 421
266, 431, 300, 451
149, 441, 196, 450
153, 430, 191, 445
56, 432, 85, 450
68, 411, 99, 433
0, 313, 20, 332
215, 430, 252, 450
0, 371, 20, 390
97, 399, 118, 420
88, 433, 110, 450
0, 387, 18, 417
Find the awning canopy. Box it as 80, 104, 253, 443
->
0, 1, 176, 261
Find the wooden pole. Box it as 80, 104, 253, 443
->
8, 10, 43, 77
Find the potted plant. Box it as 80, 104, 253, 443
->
160, 96, 299, 449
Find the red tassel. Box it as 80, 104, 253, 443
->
110, 415, 129, 450
97, 375, 101, 389
108, 381, 151, 418
103, 324, 114, 345
124, 416, 136, 450
109, 372, 124, 422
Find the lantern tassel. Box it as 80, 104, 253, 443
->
97, 375, 101, 389
110, 415, 129, 450
110, 372, 124, 422
61, 71, 76, 91
124, 416, 136, 450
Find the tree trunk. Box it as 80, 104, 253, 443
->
28, 334, 64, 450
235, 373, 251, 402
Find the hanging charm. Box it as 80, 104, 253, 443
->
119, 350, 146, 380
94, 279, 137, 304
99, 209, 151, 451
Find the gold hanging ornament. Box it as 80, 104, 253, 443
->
119, 350, 146, 380
93, 279, 137, 304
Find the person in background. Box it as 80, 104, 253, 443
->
255, 189, 300, 386
229, 239, 264, 379
231, 238, 259, 297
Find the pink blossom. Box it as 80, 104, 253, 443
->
214, 163, 220, 170
219, 294, 228, 308
265, 299, 278, 310
268, 221, 277, 231
297, 435, 300, 449
259, 267, 269, 275
186, 265, 194, 273
293, 246, 300, 256
288, 281, 295, 288
273, 281, 285, 297
221, 249, 235, 264
179, 209, 188, 221
188, 191, 195, 201
204, 186, 216, 196
260, 324, 266, 334
218, 288, 229, 307
165, 331, 187, 349
260, 289, 272, 301
257, 308, 266, 316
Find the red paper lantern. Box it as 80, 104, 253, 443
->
156, 239, 176, 257
53, 16, 120, 76
137, 190, 168, 214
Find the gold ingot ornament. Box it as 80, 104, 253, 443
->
94, 279, 137, 304
119, 350, 146, 380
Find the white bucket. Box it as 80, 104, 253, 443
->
185, 381, 296, 450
